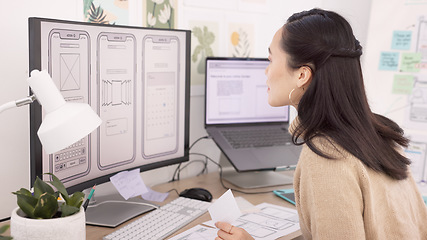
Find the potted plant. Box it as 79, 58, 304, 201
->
10, 173, 86, 240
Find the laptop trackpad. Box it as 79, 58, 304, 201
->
251, 147, 299, 168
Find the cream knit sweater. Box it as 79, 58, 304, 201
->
290, 120, 427, 240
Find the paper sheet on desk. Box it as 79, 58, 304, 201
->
171, 203, 300, 240
110, 168, 149, 200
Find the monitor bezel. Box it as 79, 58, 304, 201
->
28, 17, 191, 194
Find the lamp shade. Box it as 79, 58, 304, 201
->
28, 70, 102, 154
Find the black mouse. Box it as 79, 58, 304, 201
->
179, 188, 213, 202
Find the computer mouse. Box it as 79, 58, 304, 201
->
179, 188, 213, 202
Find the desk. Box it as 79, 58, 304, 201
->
1, 172, 302, 239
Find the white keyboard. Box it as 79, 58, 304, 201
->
103, 197, 211, 240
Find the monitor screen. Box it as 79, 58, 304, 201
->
28, 18, 190, 226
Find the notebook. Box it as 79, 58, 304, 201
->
204, 57, 302, 172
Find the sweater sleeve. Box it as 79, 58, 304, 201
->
295, 145, 367, 240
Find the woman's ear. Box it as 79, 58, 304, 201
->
297, 65, 312, 89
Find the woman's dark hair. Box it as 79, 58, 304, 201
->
282, 8, 410, 180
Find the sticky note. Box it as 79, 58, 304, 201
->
391, 31, 412, 50
379, 52, 399, 71
400, 52, 422, 72
110, 168, 149, 200
392, 75, 414, 94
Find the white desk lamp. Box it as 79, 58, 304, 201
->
0, 69, 102, 154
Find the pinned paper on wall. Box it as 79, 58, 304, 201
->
405, 140, 427, 182
392, 74, 414, 94
391, 30, 412, 50
400, 52, 422, 72
379, 52, 399, 71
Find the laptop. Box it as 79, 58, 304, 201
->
204, 57, 302, 172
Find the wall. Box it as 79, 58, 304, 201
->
0, 0, 372, 219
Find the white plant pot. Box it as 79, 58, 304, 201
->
10, 207, 86, 240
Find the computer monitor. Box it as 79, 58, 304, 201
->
28, 18, 190, 227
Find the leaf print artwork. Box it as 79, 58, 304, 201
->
192, 26, 215, 74
231, 28, 251, 57
88, 2, 110, 24
145, 0, 175, 29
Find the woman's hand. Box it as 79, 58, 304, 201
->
215, 222, 254, 240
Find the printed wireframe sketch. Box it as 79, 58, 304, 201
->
409, 77, 427, 122
142, 35, 180, 158
48, 29, 91, 182
408, 18, 427, 124
97, 32, 136, 169
406, 141, 427, 182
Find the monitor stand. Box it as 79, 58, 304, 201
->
219, 153, 294, 189
84, 186, 157, 227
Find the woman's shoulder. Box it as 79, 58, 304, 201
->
298, 135, 363, 173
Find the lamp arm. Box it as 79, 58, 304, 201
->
0, 95, 37, 113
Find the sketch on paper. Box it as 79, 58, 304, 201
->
189, 20, 219, 86
83, 0, 129, 25
144, 0, 176, 29
170, 203, 300, 240
228, 23, 254, 57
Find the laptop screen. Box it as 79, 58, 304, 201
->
205, 57, 289, 125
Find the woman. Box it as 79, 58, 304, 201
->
215, 8, 427, 240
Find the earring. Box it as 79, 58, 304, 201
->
289, 88, 296, 106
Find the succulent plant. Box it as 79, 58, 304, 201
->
12, 173, 84, 219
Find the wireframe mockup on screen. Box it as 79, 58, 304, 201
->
28, 18, 190, 226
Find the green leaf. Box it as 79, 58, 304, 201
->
60, 204, 80, 217
204, 31, 215, 45
192, 45, 203, 62
192, 27, 203, 44
12, 188, 32, 197
67, 192, 85, 208
0, 224, 12, 240
15, 193, 37, 218
83, 0, 94, 19
205, 47, 214, 57
33, 176, 54, 198
45, 173, 69, 203
34, 193, 58, 219
0, 236, 13, 240
0, 224, 9, 234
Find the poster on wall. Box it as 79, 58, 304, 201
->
189, 21, 219, 86
83, 0, 129, 25
228, 22, 254, 58
143, 0, 177, 29
183, 9, 221, 95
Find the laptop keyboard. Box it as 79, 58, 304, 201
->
221, 128, 292, 149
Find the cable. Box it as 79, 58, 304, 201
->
166, 188, 180, 196
170, 135, 211, 182
190, 153, 276, 195
189, 136, 210, 150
